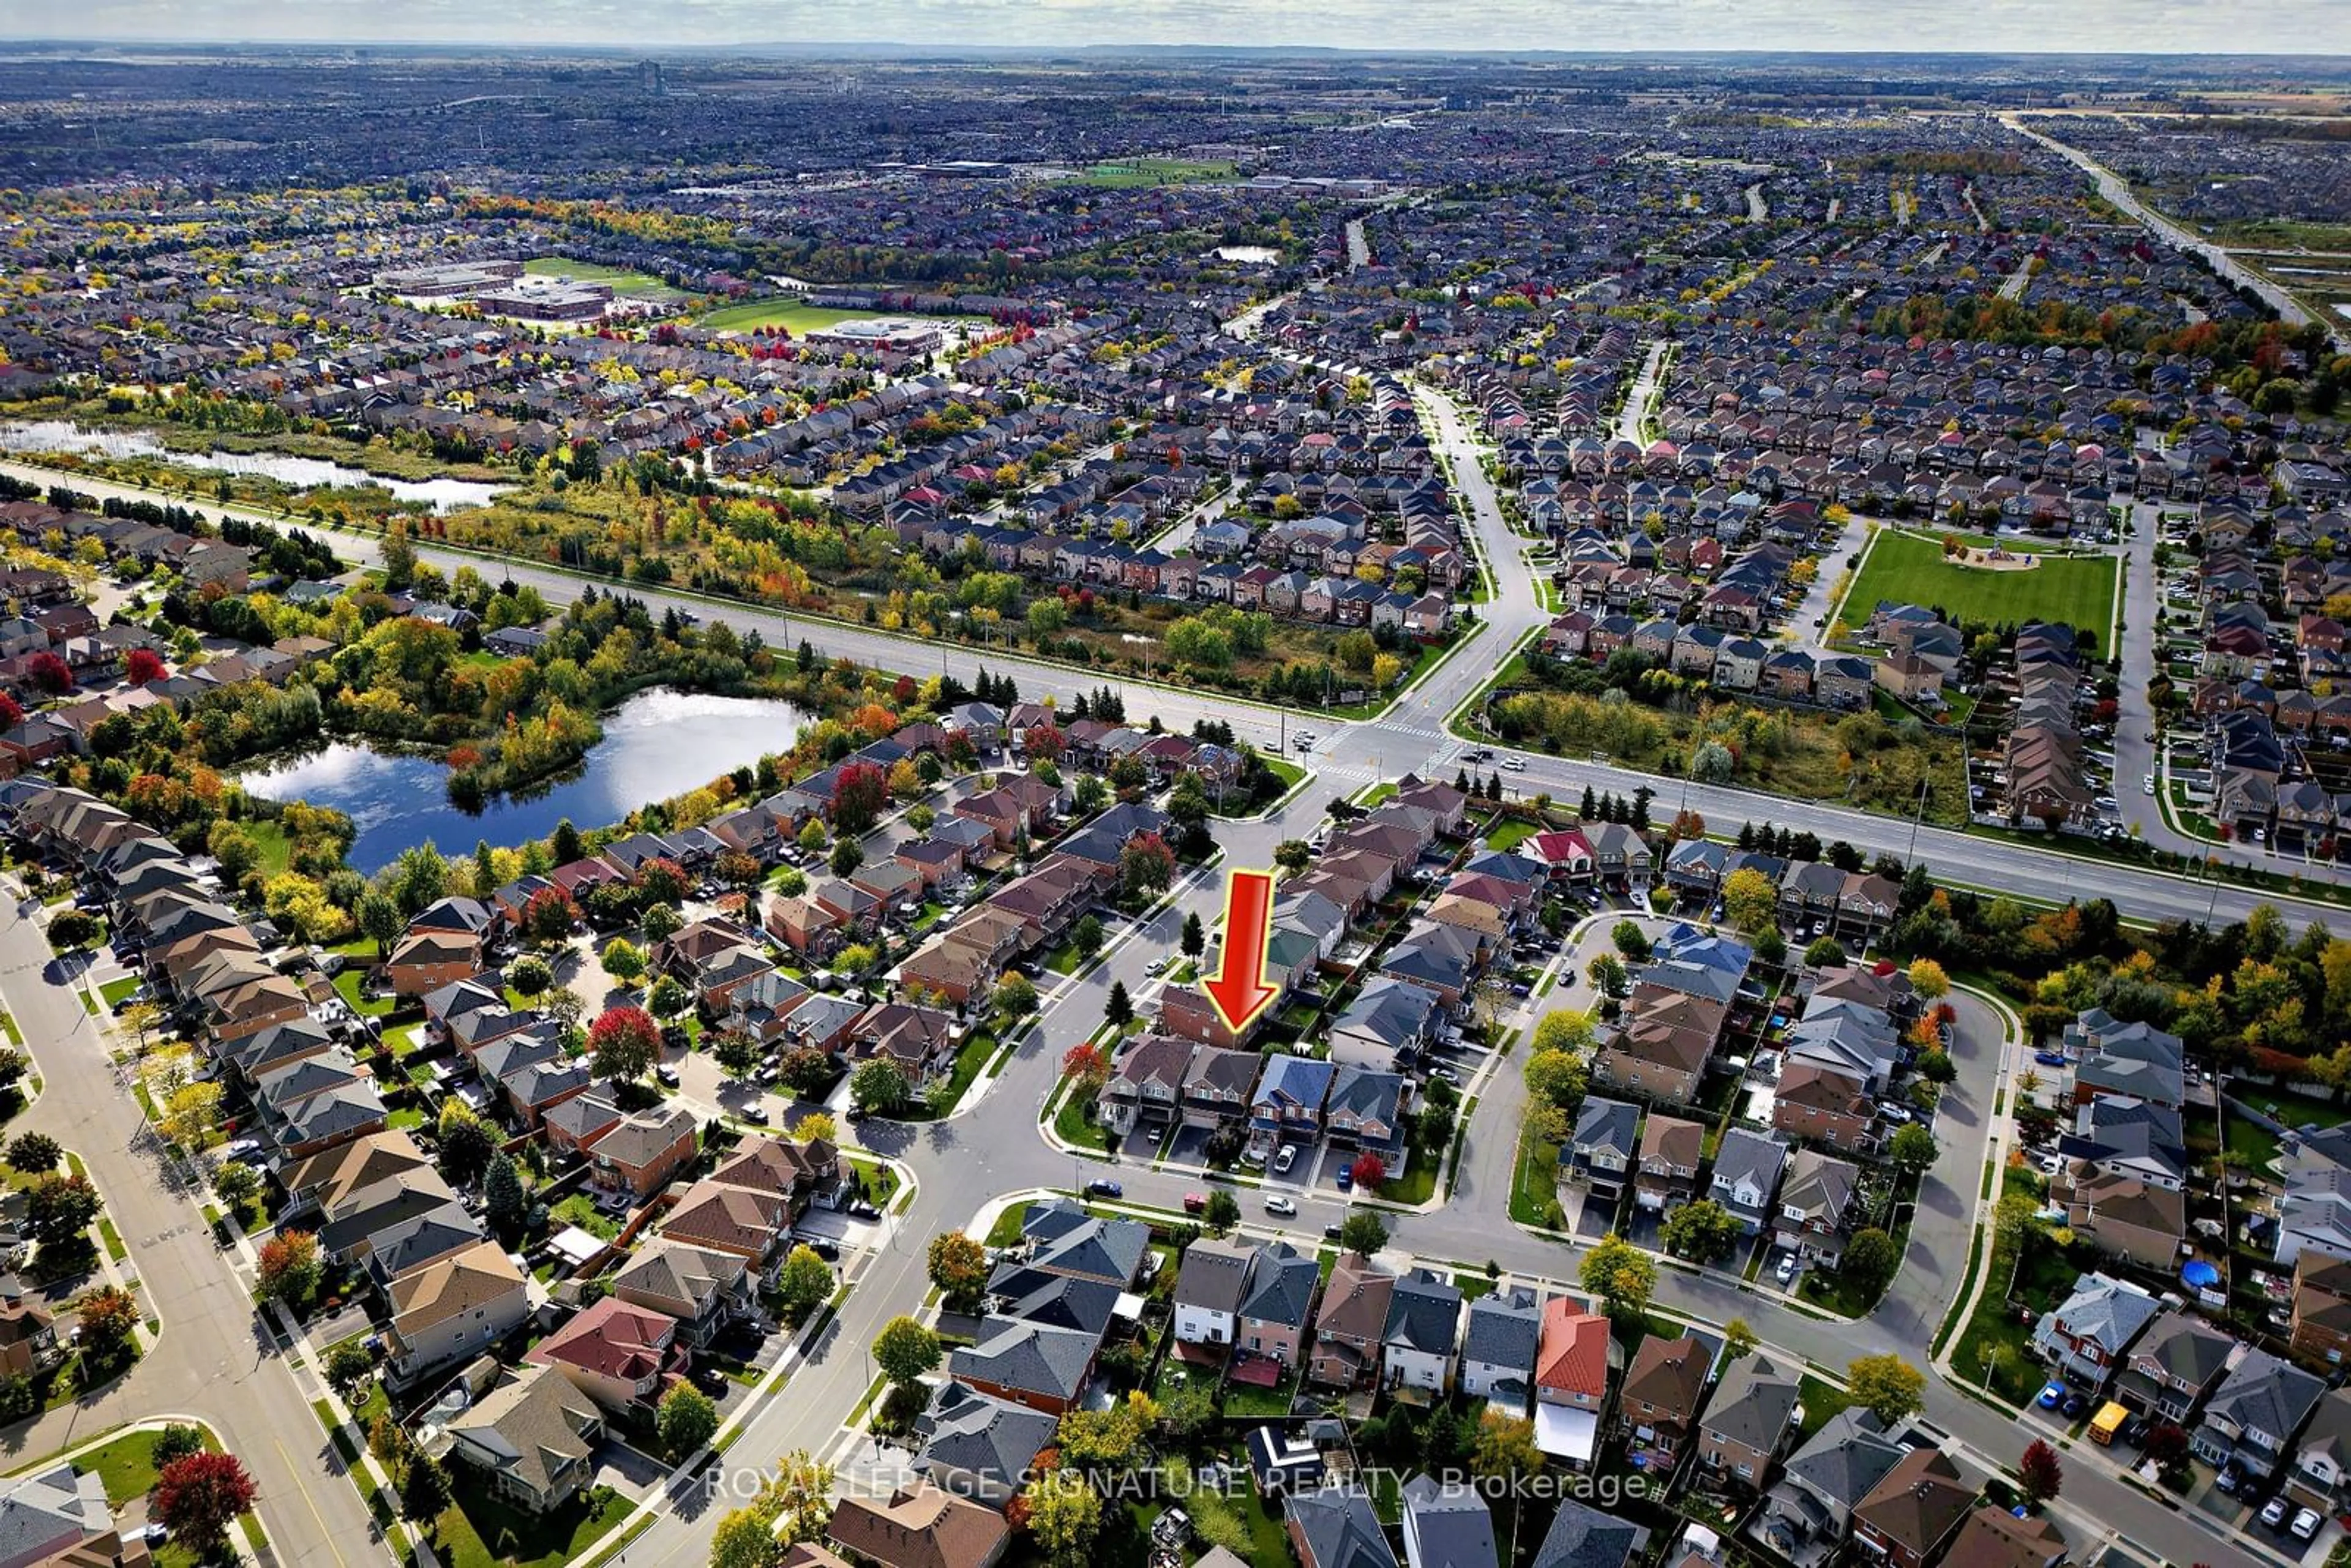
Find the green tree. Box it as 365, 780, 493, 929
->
484, 1152, 527, 1231
873, 1315, 941, 1386
507, 954, 553, 999
1842, 1228, 1900, 1300
850, 1060, 910, 1116
1721, 867, 1780, 936
1723, 1318, 1758, 1359
1181, 912, 1204, 959
600, 938, 647, 986
1338, 1210, 1389, 1257
774, 1245, 834, 1319
4, 1131, 58, 1174
1024, 1471, 1102, 1566
1805, 936, 1847, 968
399, 1451, 452, 1525
1202, 1190, 1240, 1237
324, 1340, 376, 1400
211, 1160, 261, 1212
1660, 1199, 1739, 1264
1846, 1354, 1926, 1425
437, 1101, 495, 1182
356, 889, 404, 958
926, 1232, 989, 1311
1104, 981, 1133, 1029
1888, 1122, 1937, 1176
710, 1510, 782, 1568
1580, 1234, 1655, 1319
658, 1383, 721, 1458
1073, 913, 1103, 958
1531, 1010, 1595, 1055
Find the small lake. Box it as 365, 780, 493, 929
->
0, 420, 509, 514
241, 689, 813, 871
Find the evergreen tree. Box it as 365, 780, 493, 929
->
1736, 822, 1756, 849
484, 1152, 525, 1231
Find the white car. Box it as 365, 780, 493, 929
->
1775, 1255, 1798, 1284
1263, 1194, 1298, 1217
1273, 1145, 1299, 1176
1144, 958, 1167, 977
1500, 756, 1526, 772
2143, 774, 2156, 795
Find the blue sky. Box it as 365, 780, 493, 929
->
6, 0, 2347, 53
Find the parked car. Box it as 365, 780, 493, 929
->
1082, 1179, 1123, 1200
2291, 1507, 2322, 1541
2061, 1392, 2088, 1419
1264, 1195, 1298, 1217
1273, 1145, 1298, 1176
738, 1105, 770, 1125
2034, 1051, 2068, 1068
1335, 1164, 1352, 1192
1775, 1254, 1798, 1284
1182, 1193, 1207, 1215
655, 1065, 681, 1088
795, 1235, 841, 1262
2260, 1496, 2290, 1530
2037, 1381, 2065, 1410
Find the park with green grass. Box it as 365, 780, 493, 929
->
697, 298, 992, 335
1837, 528, 2118, 642
520, 257, 692, 305
1076, 157, 1237, 187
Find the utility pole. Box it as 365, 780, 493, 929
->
1906, 776, 1929, 866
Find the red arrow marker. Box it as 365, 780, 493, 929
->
1204, 867, 1280, 1035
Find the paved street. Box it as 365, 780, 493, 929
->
0, 901, 381, 1568
0, 370, 2313, 1568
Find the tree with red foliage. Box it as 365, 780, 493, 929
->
1024, 724, 1067, 763
1060, 1043, 1109, 1092
589, 1005, 662, 1083
24, 653, 69, 695
832, 761, 890, 837
2019, 1438, 2062, 1505
124, 648, 167, 685
522, 886, 580, 945
0, 694, 18, 729
1349, 1153, 1388, 1191
153, 1452, 258, 1553
637, 858, 689, 907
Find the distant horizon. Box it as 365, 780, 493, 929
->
4, 1, 2349, 60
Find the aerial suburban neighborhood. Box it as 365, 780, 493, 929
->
0, 25, 2344, 1568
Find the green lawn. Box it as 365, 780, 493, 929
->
697, 300, 984, 335
521, 257, 691, 302
435, 1474, 632, 1568
550, 1193, 620, 1242
1841, 529, 2118, 639
1509, 1130, 1564, 1229
1794, 1375, 1853, 1441
333, 968, 394, 1019
246, 820, 294, 877
99, 977, 139, 1008
1077, 158, 1237, 187
1485, 817, 1540, 853
67, 1424, 223, 1505
2225, 1087, 2347, 1171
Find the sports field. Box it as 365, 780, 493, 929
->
1840, 528, 2118, 640
520, 257, 691, 302
1078, 157, 1237, 187
697, 299, 990, 334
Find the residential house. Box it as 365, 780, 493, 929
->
1286, 1490, 1398, 1568
946, 1319, 1098, 1415
1400, 1479, 1496, 1568
1458, 1288, 1541, 1415
610, 1240, 756, 1349
1774, 1150, 1861, 1266
1533, 1299, 1614, 1468
1851, 1446, 1974, 1568
1562, 1097, 1639, 1201
1382, 1267, 1463, 1394
2192, 1349, 2325, 1483
1527, 1501, 1644, 1568
1711, 1128, 1790, 1235
526, 1296, 688, 1416
1749, 1411, 1906, 1564
588, 1105, 699, 1201
912, 1383, 1057, 1507
1172, 1237, 1254, 1351
1308, 1253, 1395, 1390
2031, 1272, 2160, 1388
2116, 1308, 2237, 1422
1696, 1351, 1802, 1490
440, 1366, 604, 1516
1940, 1507, 2065, 1568
1635, 1114, 1704, 1214
383, 1239, 531, 1387
827, 1482, 1010, 1568
1235, 1241, 1321, 1371
1617, 1332, 1711, 1477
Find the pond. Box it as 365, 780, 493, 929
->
241, 689, 813, 871
0, 420, 509, 514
